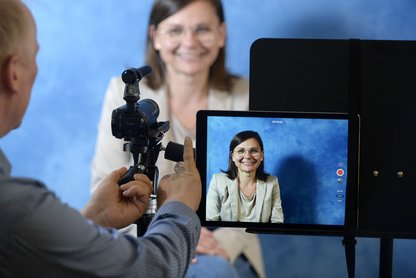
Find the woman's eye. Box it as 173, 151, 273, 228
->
195, 26, 211, 34
167, 28, 183, 36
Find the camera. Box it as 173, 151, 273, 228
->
111, 66, 169, 184
111, 66, 172, 236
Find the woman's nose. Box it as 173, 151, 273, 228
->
181, 29, 200, 46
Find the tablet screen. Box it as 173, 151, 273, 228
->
196, 110, 357, 235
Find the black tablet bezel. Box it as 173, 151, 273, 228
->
196, 110, 359, 236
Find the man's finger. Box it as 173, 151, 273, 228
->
182, 136, 195, 168
111, 167, 128, 181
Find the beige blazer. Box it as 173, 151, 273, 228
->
207, 173, 284, 223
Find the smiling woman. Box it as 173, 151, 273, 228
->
89, 0, 265, 277
206, 130, 284, 223
150, 1, 226, 79
90, 0, 248, 192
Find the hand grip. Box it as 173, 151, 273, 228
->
119, 164, 146, 185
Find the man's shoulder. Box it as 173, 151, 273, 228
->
0, 177, 51, 209
0, 150, 51, 220
0, 177, 52, 234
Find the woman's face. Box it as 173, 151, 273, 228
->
232, 138, 264, 174
152, 0, 226, 77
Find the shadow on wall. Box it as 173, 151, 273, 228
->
285, 13, 355, 39
259, 7, 379, 41
274, 155, 318, 224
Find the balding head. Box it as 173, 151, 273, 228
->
0, 0, 38, 137
0, 0, 33, 70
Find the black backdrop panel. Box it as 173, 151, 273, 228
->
249, 38, 416, 237
358, 40, 416, 236
249, 38, 350, 113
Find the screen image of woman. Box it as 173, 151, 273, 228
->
207, 130, 284, 223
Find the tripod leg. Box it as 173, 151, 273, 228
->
379, 236, 393, 278
343, 236, 357, 278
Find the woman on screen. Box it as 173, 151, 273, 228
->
207, 130, 284, 223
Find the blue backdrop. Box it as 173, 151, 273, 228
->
2, 0, 416, 277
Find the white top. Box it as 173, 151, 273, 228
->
238, 191, 257, 222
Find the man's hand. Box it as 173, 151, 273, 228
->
82, 167, 153, 228
157, 137, 201, 211
192, 227, 229, 263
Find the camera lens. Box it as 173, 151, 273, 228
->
137, 99, 159, 127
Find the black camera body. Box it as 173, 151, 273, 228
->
111, 99, 159, 142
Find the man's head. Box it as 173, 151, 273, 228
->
0, 0, 39, 137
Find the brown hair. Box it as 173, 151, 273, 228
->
145, 0, 236, 91
0, 0, 27, 73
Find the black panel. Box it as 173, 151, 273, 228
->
249, 38, 350, 113
358, 40, 416, 236
250, 38, 416, 238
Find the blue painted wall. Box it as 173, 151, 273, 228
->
2, 0, 416, 277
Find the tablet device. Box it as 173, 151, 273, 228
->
196, 110, 359, 235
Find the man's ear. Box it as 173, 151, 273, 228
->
2, 54, 20, 94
